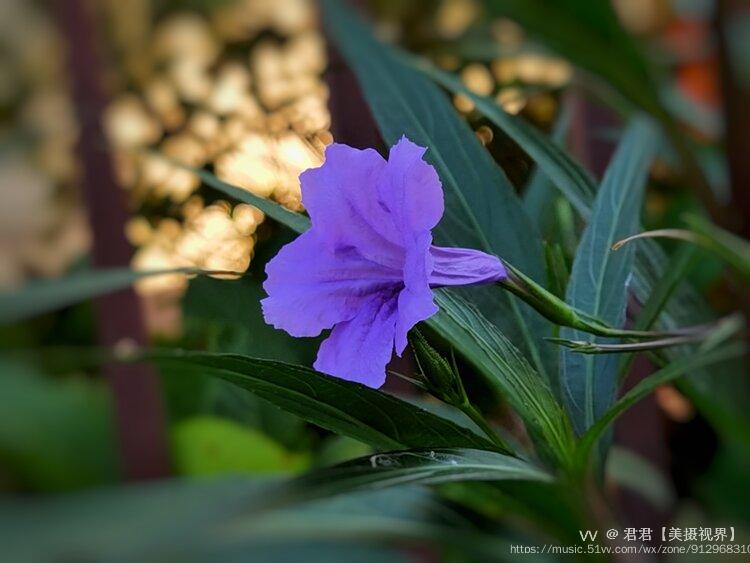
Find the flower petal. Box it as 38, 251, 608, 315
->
428, 246, 507, 286
300, 143, 403, 269
313, 292, 399, 388
262, 230, 399, 337
394, 231, 438, 355
380, 136, 444, 235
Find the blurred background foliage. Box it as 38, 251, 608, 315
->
0, 0, 748, 561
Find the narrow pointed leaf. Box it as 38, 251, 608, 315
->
149, 351, 500, 452
409, 48, 712, 356
2, 479, 499, 561
483, 0, 664, 118
577, 342, 747, 466
190, 166, 311, 234
560, 118, 659, 435
427, 291, 574, 466
409, 55, 596, 218
0, 267, 196, 325
264, 448, 552, 509
523, 105, 574, 231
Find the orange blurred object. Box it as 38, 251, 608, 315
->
677, 58, 721, 108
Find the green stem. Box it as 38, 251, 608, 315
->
499, 261, 697, 339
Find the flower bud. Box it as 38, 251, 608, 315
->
410, 329, 467, 407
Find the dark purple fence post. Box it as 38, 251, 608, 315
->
53, 0, 170, 480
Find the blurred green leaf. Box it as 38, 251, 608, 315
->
0, 268, 177, 326
150, 352, 499, 452
483, 0, 663, 117
428, 291, 574, 467
0, 359, 119, 491
0, 478, 442, 561
222, 491, 515, 561
577, 341, 747, 467
171, 416, 309, 476
606, 447, 675, 511
189, 165, 311, 234
682, 214, 750, 281
560, 118, 658, 436
322, 0, 554, 383
481, 0, 718, 215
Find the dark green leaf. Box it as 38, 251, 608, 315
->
606, 447, 675, 511
523, 105, 574, 232
682, 214, 750, 281
182, 230, 317, 449
577, 342, 747, 466
0, 267, 183, 325
409, 56, 596, 218
190, 165, 311, 234
631, 245, 700, 332
183, 229, 320, 365
149, 351, 498, 451
427, 291, 574, 466
483, 0, 664, 118
264, 448, 552, 510
323, 0, 553, 382
560, 119, 659, 435
0, 480, 510, 562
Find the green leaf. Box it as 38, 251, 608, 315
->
171, 416, 309, 476
322, 0, 553, 382
606, 447, 675, 511
409, 45, 712, 353
681, 214, 750, 281
0, 359, 119, 490
523, 105, 574, 232
577, 342, 747, 466
631, 245, 700, 333
221, 487, 514, 557
0, 267, 182, 325
189, 165, 311, 234
427, 290, 574, 466
264, 448, 552, 509
410, 56, 596, 218
149, 351, 499, 452
611, 217, 750, 282
0, 480, 509, 562
483, 0, 664, 118
560, 118, 659, 436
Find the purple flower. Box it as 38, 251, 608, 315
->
262, 136, 507, 388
